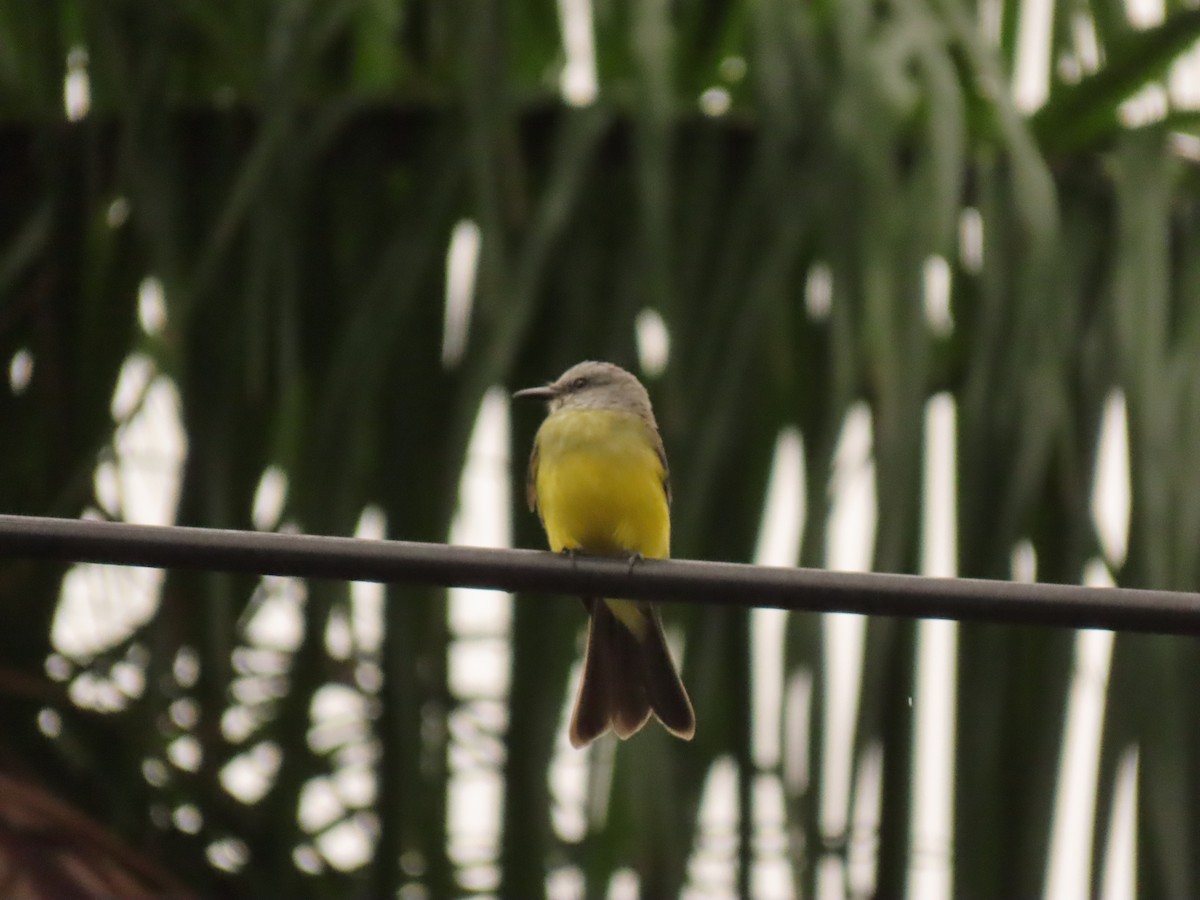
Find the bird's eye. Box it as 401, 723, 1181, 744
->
571, 377, 588, 390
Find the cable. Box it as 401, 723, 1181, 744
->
1, 514, 1198, 634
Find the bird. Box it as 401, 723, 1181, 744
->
514, 360, 695, 748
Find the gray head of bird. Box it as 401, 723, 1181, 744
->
513, 360, 656, 419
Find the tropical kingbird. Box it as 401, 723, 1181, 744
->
514, 360, 695, 748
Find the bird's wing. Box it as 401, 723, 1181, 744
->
650, 424, 671, 508
526, 437, 543, 522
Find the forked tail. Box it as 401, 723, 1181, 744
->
568, 597, 695, 749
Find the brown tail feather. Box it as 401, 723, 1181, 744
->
570, 599, 616, 747
639, 605, 696, 740
568, 598, 694, 748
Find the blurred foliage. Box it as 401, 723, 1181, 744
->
2, 0, 1200, 896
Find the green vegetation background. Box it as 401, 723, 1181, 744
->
3, 0, 1200, 896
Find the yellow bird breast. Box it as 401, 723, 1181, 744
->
534, 409, 670, 560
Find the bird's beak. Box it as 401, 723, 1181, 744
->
513, 384, 556, 400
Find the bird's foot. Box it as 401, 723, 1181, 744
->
626, 552, 644, 575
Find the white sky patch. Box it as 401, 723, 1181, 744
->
742, 431, 805, 892
821, 404, 873, 850
221, 742, 281, 804
754, 429, 806, 569
448, 388, 512, 640
1091, 391, 1130, 567
1169, 44, 1200, 109
243, 581, 306, 651
293, 845, 323, 875
687, 757, 739, 896
334, 762, 375, 808
459, 863, 501, 894
608, 869, 639, 900
923, 257, 953, 337
546, 867, 585, 899
958, 208, 983, 274
174, 647, 199, 686
1071, 13, 1102, 74
112, 376, 186, 526
1044, 625, 1114, 900
443, 220, 481, 368
752, 429, 805, 769
1125, 0, 1164, 28
1083, 556, 1114, 586
167, 734, 202, 772
308, 688, 372, 759
53, 563, 156, 659
1170, 131, 1200, 162
1012, 0, 1054, 111
325, 608, 353, 659
848, 742, 884, 896
816, 854, 848, 900
805, 263, 833, 321
252, 466, 289, 531
449, 638, 510, 698
908, 619, 957, 900
138, 276, 168, 336
699, 87, 732, 117
1116, 0, 1194, 124
556, 0, 598, 106
1119, 84, 1168, 126
751, 775, 795, 899
316, 814, 377, 871
550, 668, 607, 842
110, 353, 153, 421
908, 395, 958, 900
635, 308, 671, 376
207, 837, 250, 873
782, 669, 813, 795
106, 197, 130, 228
64, 46, 90, 121
921, 395, 957, 578
53, 355, 186, 658
9, 348, 33, 394
299, 776, 343, 832
170, 696, 198, 728
448, 767, 504, 869
1011, 539, 1038, 582
446, 388, 512, 885
1100, 748, 1138, 900
548, 710, 588, 842
827, 403, 876, 573
351, 505, 386, 653
173, 804, 203, 834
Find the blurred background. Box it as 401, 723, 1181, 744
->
3, 0, 1200, 897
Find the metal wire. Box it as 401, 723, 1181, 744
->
2, 513, 1199, 634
